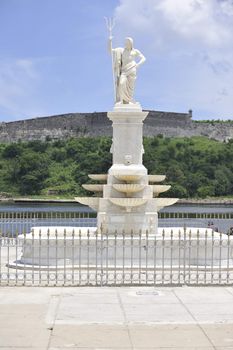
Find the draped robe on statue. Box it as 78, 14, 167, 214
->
113, 48, 138, 104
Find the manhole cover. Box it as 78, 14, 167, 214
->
136, 290, 160, 296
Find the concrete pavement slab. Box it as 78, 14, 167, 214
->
186, 303, 233, 315
123, 303, 195, 323
49, 348, 129, 350
0, 286, 233, 349
49, 348, 215, 350
0, 287, 53, 305
49, 325, 132, 349
174, 286, 233, 304
0, 304, 50, 348
49, 348, 131, 350
58, 291, 119, 304
200, 324, 233, 347
60, 287, 118, 296
55, 302, 125, 324
0, 348, 48, 350
133, 348, 215, 350
49, 348, 94, 350
185, 303, 233, 323
191, 314, 233, 323
128, 324, 213, 348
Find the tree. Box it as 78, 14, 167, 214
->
51, 148, 67, 162
166, 164, 185, 184
167, 184, 188, 198
16, 152, 50, 195
2, 144, 22, 159
197, 185, 215, 198
20, 173, 44, 194
27, 140, 48, 153
185, 173, 209, 197
214, 168, 232, 196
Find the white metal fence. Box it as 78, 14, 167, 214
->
0, 210, 232, 236
1, 226, 233, 286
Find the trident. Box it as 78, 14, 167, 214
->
104, 17, 117, 103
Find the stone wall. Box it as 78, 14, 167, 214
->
0, 110, 232, 142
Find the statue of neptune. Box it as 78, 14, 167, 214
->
108, 36, 146, 104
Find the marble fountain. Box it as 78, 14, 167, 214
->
9, 34, 233, 271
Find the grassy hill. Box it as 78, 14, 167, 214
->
0, 136, 232, 199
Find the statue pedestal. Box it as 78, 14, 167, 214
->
107, 107, 148, 167
97, 106, 156, 234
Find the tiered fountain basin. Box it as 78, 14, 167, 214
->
152, 185, 171, 196
82, 184, 171, 197
75, 197, 178, 212
82, 184, 104, 192
87, 174, 167, 183
109, 198, 148, 212
9, 226, 233, 269
88, 174, 108, 181
74, 197, 100, 211
75, 172, 178, 234
148, 175, 166, 182
113, 184, 145, 194
114, 174, 143, 182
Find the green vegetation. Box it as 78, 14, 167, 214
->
0, 136, 232, 199
194, 119, 233, 124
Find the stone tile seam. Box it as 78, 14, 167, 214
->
225, 287, 233, 297
46, 294, 63, 350
116, 290, 134, 350
173, 289, 217, 350
52, 320, 233, 325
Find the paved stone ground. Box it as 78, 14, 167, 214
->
0, 286, 233, 349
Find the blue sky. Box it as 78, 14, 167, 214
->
0, 0, 233, 121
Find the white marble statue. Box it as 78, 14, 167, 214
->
105, 17, 146, 105
108, 37, 146, 104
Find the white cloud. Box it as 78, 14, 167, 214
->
220, 0, 233, 16
114, 0, 233, 49
113, 0, 233, 118
155, 0, 232, 46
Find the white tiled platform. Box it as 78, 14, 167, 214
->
0, 286, 233, 349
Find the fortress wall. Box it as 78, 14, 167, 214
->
0, 110, 232, 142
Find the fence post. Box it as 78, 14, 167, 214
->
0, 230, 2, 285
183, 224, 187, 285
